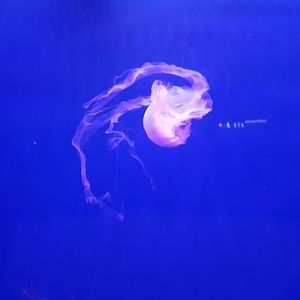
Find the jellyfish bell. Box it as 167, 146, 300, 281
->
72, 62, 213, 220
143, 79, 212, 147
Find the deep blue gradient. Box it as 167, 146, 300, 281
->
1, 1, 299, 299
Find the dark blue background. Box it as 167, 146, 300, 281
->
1, 0, 299, 299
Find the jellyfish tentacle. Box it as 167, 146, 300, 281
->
72, 95, 150, 218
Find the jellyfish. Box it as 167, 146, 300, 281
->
72, 62, 212, 220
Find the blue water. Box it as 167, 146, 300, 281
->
1, 1, 299, 299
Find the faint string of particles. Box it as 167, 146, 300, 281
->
218, 119, 267, 129
18, 284, 45, 300
18, 284, 75, 300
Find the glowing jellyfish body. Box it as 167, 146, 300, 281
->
72, 62, 212, 220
